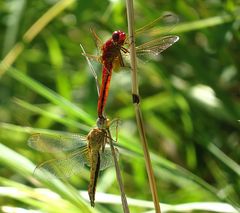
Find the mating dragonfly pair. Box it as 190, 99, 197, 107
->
29, 12, 179, 207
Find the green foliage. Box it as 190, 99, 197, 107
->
0, 0, 239, 212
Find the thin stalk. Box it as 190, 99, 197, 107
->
125, 0, 161, 212
107, 128, 129, 213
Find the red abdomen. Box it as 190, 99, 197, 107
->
97, 63, 113, 118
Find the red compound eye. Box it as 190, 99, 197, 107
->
112, 31, 120, 42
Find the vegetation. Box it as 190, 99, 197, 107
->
0, 0, 239, 212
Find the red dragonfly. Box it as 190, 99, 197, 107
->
86, 13, 179, 119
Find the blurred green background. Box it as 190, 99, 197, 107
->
0, 0, 239, 212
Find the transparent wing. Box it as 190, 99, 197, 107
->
135, 35, 179, 56
90, 28, 103, 55
112, 53, 125, 71
135, 12, 179, 36
33, 147, 89, 178
28, 133, 87, 153
81, 28, 102, 63
99, 147, 119, 171
80, 44, 100, 96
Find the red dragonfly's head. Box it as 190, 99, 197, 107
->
112, 30, 126, 45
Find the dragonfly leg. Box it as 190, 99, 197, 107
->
121, 46, 129, 53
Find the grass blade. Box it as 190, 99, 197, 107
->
7, 67, 93, 125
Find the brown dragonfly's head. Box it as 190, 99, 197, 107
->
112, 30, 126, 45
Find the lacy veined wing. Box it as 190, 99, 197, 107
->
28, 133, 87, 153
33, 147, 89, 178
28, 133, 118, 178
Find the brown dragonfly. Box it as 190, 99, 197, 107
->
28, 127, 118, 207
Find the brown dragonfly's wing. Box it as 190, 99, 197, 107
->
99, 147, 119, 171
135, 35, 179, 56
33, 147, 89, 178
28, 133, 87, 153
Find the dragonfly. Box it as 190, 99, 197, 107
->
85, 13, 179, 119
28, 125, 118, 207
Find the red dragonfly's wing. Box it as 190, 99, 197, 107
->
112, 52, 125, 71
135, 35, 179, 56
90, 28, 103, 55
122, 13, 179, 63
33, 147, 89, 178
28, 133, 87, 153
81, 28, 102, 63
135, 12, 178, 36
120, 35, 179, 67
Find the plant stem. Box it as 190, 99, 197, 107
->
125, 0, 161, 212
107, 127, 130, 213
